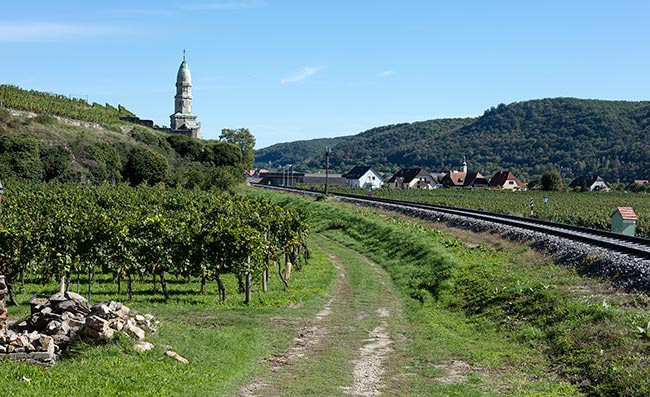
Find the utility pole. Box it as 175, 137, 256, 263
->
325, 146, 331, 194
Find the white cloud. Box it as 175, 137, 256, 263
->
377, 70, 394, 77
0, 22, 123, 42
185, 1, 266, 11
109, 8, 175, 18
280, 66, 325, 84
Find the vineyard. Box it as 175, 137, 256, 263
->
0, 85, 134, 125
325, 185, 650, 237
0, 182, 308, 304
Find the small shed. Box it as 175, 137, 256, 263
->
611, 207, 637, 236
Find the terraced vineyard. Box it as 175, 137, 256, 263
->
0, 84, 134, 125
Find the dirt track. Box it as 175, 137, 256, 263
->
240, 238, 407, 396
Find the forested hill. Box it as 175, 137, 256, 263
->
256, 98, 650, 182
254, 136, 352, 169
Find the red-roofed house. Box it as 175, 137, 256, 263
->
489, 170, 527, 191
441, 171, 490, 188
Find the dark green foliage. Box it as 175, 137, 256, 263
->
257, 98, 650, 182
541, 170, 564, 191
117, 104, 135, 117
206, 141, 242, 167
205, 165, 244, 192
166, 134, 204, 160
40, 145, 71, 181
125, 147, 169, 186
32, 114, 57, 125
0, 108, 11, 123
0, 134, 44, 180
130, 126, 172, 155
181, 163, 243, 191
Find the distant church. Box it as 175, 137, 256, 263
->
169, 51, 201, 138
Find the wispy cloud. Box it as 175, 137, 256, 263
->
280, 66, 325, 84
377, 70, 394, 77
185, 0, 266, 11
0, 22, 124, 42
109, 8, 175, 18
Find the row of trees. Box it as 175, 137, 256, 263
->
0, 182, 309, 304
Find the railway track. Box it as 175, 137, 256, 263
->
255, 184, 650, 261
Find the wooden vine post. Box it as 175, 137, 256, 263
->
262, 267, 268, 293
0, 275, 7, 332
245, 256, 251, 304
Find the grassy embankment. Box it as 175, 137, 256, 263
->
266, 191, 650, 396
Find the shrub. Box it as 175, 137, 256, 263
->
33, 114, 57, 125
125, 146, 168, 186
130, 126, 172, 155
40, 145, 71, 181
166, 134, 204, 160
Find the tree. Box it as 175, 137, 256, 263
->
540, 170, 563, 191
219, 128, 255, 170
125, 146, 168, 186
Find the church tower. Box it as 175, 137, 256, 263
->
170, 50, 201, 138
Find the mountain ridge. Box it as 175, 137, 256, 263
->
255, 97, 650, 182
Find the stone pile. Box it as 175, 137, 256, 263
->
0, 290, 158, 366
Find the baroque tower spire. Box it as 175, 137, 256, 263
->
170, 50, 201, 138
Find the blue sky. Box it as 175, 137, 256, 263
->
2, 1, 650, 148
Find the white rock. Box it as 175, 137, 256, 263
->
133, 341, 154, 353
124, 322, 145, 340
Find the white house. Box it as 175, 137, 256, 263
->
569, 175, 610, 192
342, 166, 384, 189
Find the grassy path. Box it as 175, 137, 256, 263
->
240, 235, 411, 396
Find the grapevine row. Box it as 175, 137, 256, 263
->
0, 182, 308, 303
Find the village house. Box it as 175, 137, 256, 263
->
440, 159, 490, 188
569, 175, 610, 192
441, 171, 490, 188
386, 168, 439, 189
489, 170, 527, 190
341, 166, 384, 189
626, 177, 650, 192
